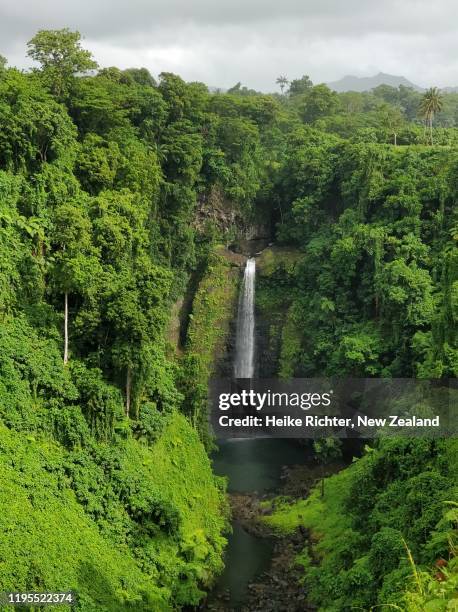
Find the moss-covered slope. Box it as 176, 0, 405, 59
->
0, 412, 228, 611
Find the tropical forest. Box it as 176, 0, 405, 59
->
0, 28, 457, 611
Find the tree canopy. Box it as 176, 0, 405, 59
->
0, 28, 456, 611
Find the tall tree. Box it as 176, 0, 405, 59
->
27, 29, 98, 99
288, 74, 313, 96
419, 87, 443, 144
51, 201, 94, 365
378, 103, 404, 145
276, 75, 289, 95
298, 84, 339, 123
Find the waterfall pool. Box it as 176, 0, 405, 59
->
203, 438, 310, 610
212, 438, 310, 493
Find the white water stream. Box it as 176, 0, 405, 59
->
234, 258, 256, 378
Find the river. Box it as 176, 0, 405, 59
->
209, 438, 311, 609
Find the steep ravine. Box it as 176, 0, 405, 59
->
199, 254, 316, 611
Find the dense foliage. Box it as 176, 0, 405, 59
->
0, 28, 456, 610
274, 134, 457, 379
256, 134, 457, 608
263, 438, 458, 610
0, 31, 266, 609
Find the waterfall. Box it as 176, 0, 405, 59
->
234, 258, 256, 378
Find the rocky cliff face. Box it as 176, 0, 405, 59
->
195, 185, 272, 255
194, 185, 240, 234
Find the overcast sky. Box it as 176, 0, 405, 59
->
1, 0, 457, 91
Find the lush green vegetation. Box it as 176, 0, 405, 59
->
0, 413, 227, 610
259, 118, 457, 608
0, 30, 260, 609
263, 439, 458, 610
274, 137, 457, 379
179, 248, 239, 446
0, 27, 456, 610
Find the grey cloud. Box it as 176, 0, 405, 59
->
0, 0, 457, 89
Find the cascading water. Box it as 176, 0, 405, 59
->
234, 258, 256, 378
207, 253, 310, 609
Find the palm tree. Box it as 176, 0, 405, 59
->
419, 87, 443, 145
276, 75, 289, 95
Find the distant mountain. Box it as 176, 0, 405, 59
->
327, 72, 424, 93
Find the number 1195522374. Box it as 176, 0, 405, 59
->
0, 592, 75, 606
